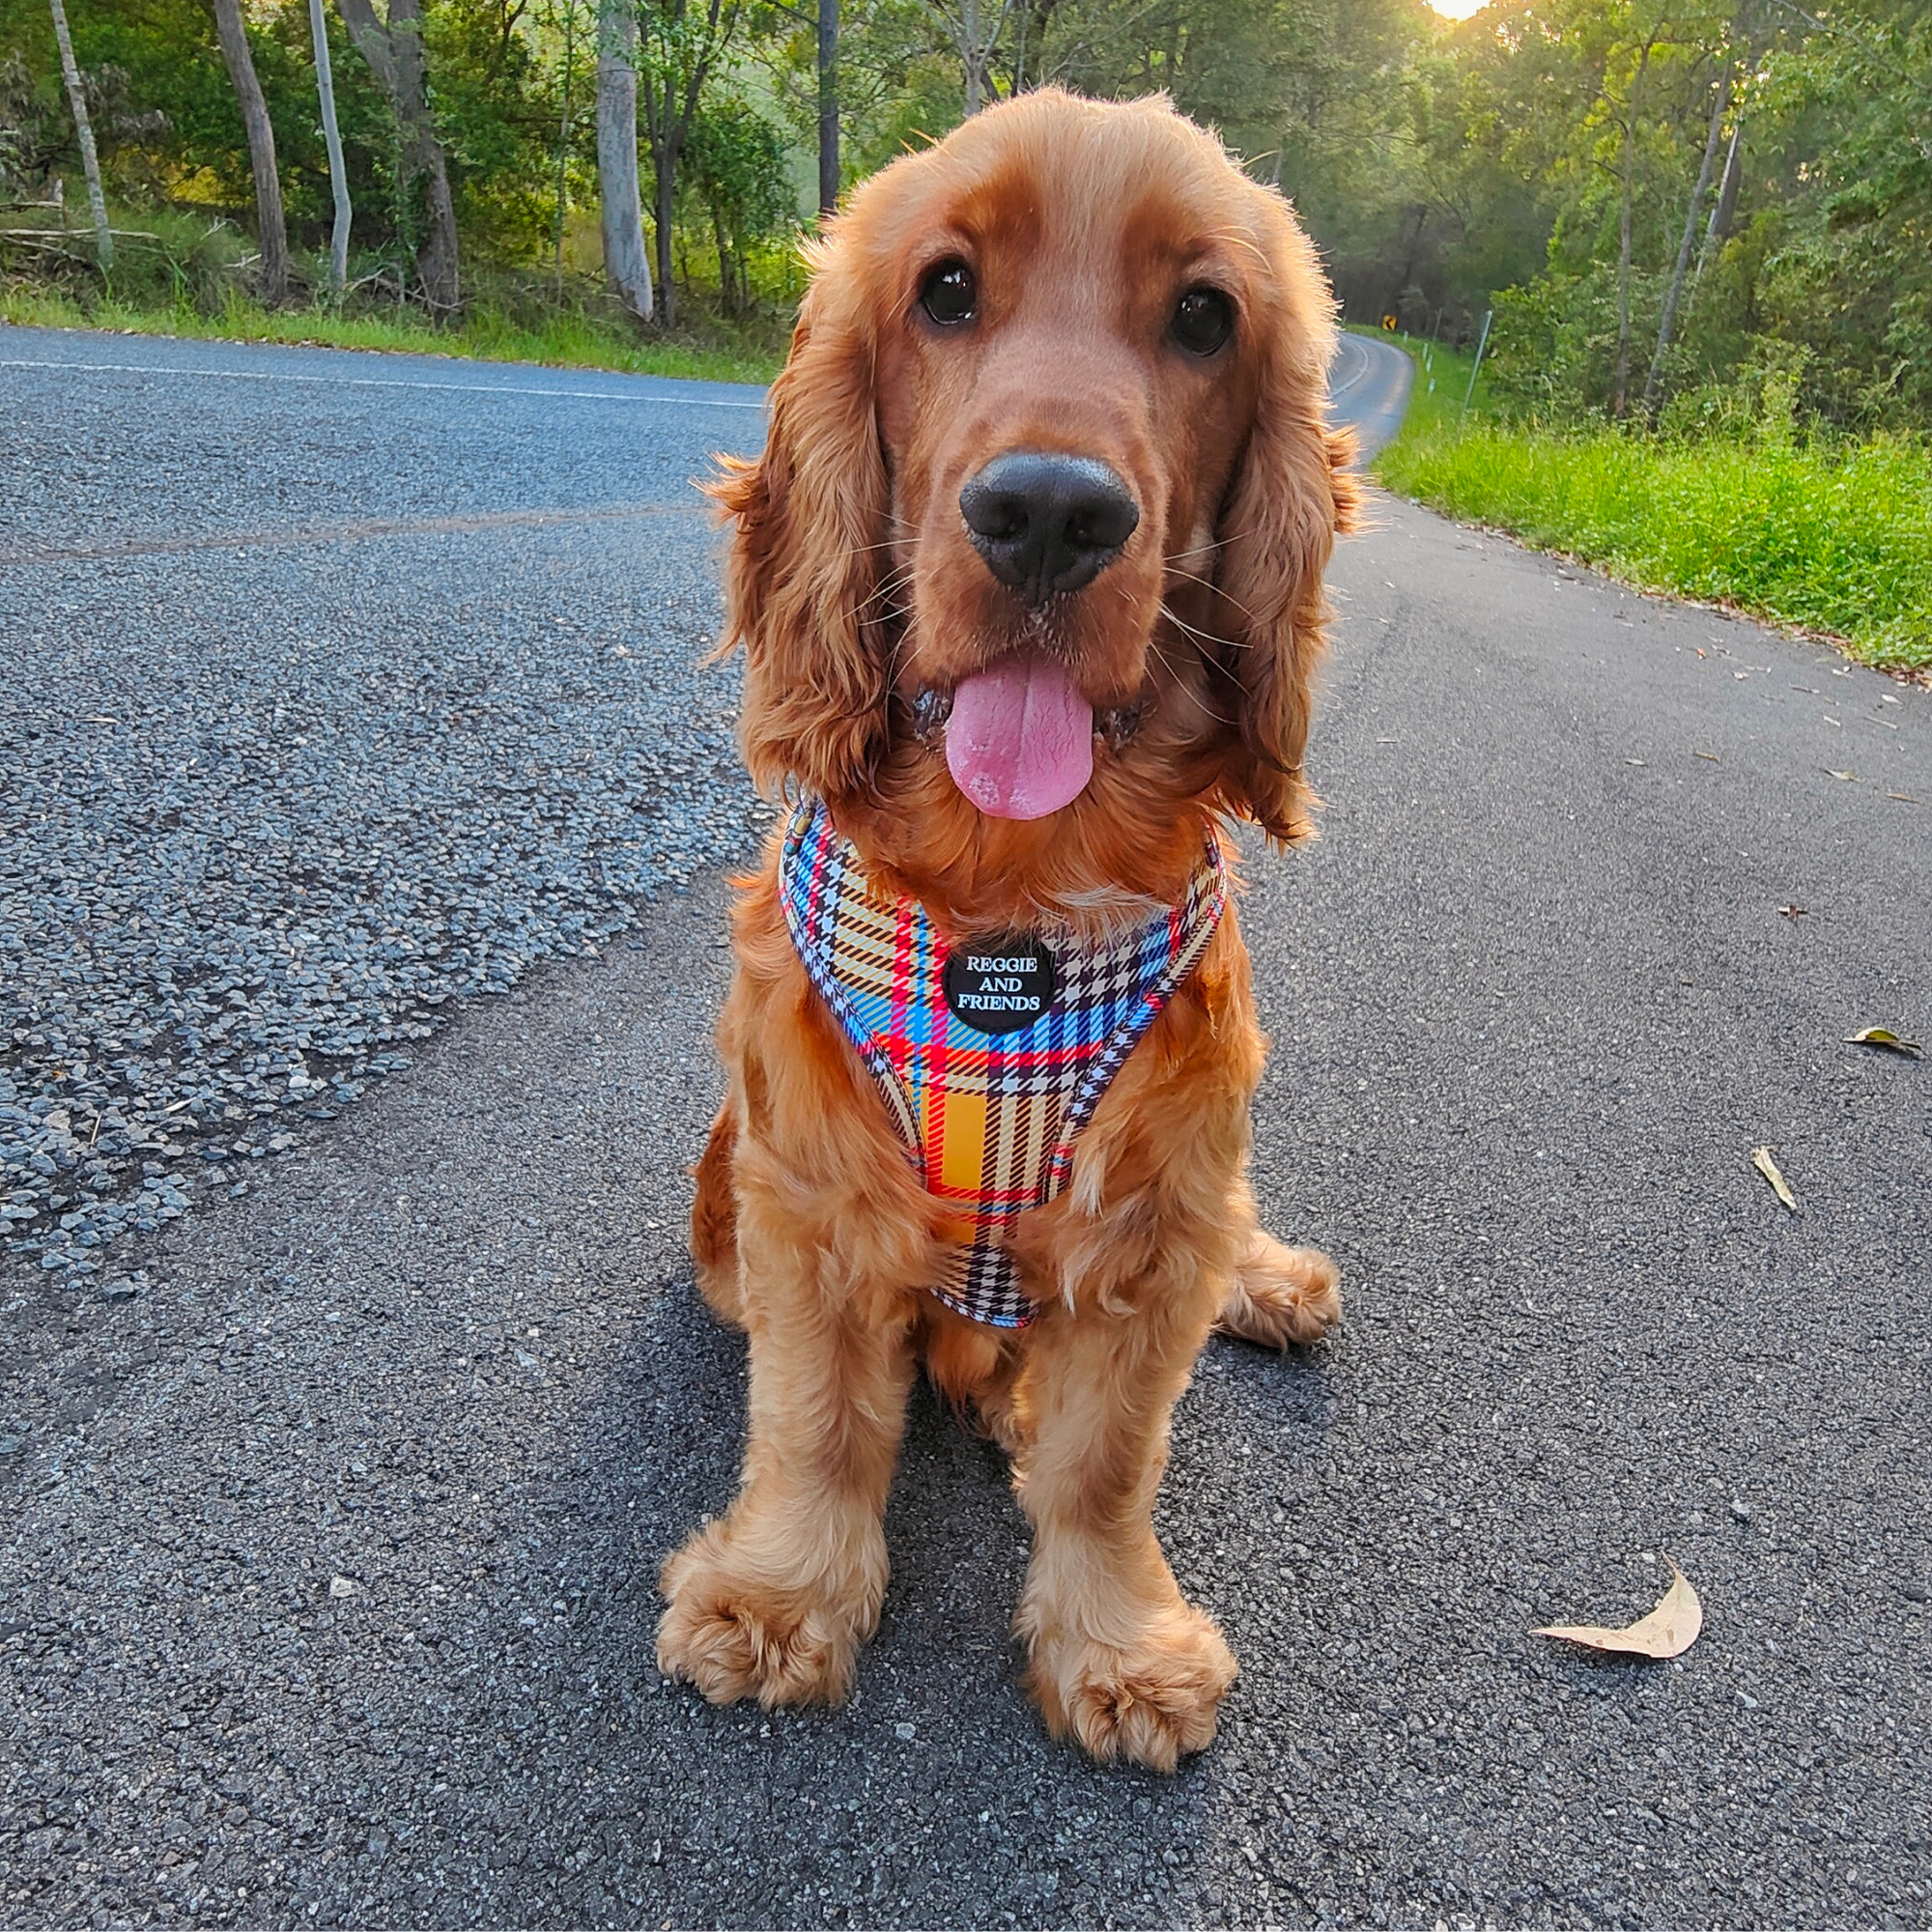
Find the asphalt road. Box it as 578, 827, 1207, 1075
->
2, 324, 1928, 1930
1326, 333, 1412, 460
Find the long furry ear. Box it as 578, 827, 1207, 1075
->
708, 253, 891, 801
1212, 206, 1361, 845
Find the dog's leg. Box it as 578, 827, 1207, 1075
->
1010, 1279, 1237, 1773
690, 1103, 744, 1326
1214, 1181, 1342, 1349
656, 1210, 915, 1711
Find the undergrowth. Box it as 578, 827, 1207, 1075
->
1370, 332, 1932, 672
0, 208, 785, 385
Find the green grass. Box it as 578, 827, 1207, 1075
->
1370, 335, 1932, 671
0, 283, 784, 387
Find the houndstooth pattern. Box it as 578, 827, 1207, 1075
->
780, 797, 1227, 1327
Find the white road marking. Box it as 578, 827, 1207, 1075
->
0, 355, 767, 410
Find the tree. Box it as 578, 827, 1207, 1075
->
938, 0, 1009, 114
45, 0, 110, 268
1642, 49, 1732, 414
814, 0, 835, 215
1604, 18, 1663, 416
596, 0, 655, 319
638, 0, 741, 326
212, 0, 290, 303
336, 0, 462, 313
689, 93, 787, 310
308, 0, 353, 297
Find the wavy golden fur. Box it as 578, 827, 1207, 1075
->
659, 88, 1358, 1772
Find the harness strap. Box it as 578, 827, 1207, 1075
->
780, 798, 1227, 1326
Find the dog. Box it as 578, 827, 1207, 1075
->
658, 87, 1357, 1773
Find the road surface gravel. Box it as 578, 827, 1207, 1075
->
1, 325, 1927, 1929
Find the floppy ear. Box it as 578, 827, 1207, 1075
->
1212, 210, 1361, 845
708, 247, 892, 802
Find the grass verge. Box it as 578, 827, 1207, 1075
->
1370, 335, 1932, 672
0, 284, 784, 387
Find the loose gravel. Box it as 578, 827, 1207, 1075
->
2, 327, 1926, 1929
1, 329, 768, 1287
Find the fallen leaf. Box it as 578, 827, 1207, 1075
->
1693, 751, 1721, 762
1752, 1146, 1799, 1211
1845, 1027, 1923, 1059
1887, 793, 1920, 805
1534, 1560, 1703, 1660
1826, 769, 1857, 781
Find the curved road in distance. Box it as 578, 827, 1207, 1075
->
1329, 328, 1416, 459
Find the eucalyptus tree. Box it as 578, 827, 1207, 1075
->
211, 0, 290, 303
309, 0, 353, 296
598, 0, 656, 320
336, 0, 462, 313
44, 0, 109, 267
638, 0, 743, 325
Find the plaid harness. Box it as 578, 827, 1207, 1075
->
779, 798, 1228, 1328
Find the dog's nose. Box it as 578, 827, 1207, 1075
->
958, 453, 1140, 602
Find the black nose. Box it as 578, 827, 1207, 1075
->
958, 453, 1140, 603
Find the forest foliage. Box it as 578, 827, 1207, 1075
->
0, 0, 1927, 433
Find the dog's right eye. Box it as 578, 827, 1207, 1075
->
919, 260, 978, 327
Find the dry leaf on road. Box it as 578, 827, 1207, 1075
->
1845, 1027, 1923, 1059
1534, 1561, 1703, 1660
1752, 1146, 1800, 1210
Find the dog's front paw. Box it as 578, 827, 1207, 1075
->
656, 1523, 870, 1710
1217, 1233, 1342, 1348
1026, 1604, 1237, 1773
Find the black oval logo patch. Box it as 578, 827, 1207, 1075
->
942, 935, 1058, 1036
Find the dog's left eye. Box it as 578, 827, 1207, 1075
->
1173, 287, 1234, 356
920, 260, 978, 327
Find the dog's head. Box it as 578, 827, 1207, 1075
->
712, 88, 1357, 848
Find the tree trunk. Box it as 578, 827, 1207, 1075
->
1691, 114, 1744, 301
554, 0, 576, 296
596, 0, 653, 321
1611, 139, 1635, 415
964, 0, 982, 114
649, 102, 677, 328
1609, 42, 1653, 419
817, 0, 838, 217
309, 0, 353, 295
47, 0, 111, 270
212, 0, 290, 304
636, 0, 733, 327
337, 0, 462, 315
1643, 68, 1731, 417
711, 203, 732, 314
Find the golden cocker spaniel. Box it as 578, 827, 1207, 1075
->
660, 86, 1357, 1772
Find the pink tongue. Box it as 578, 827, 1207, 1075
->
945, 656, 1094, 819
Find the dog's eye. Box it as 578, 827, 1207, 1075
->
1173, 287, 1234, 356
920, 259, 978, 327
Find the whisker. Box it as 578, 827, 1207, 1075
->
1144, 632, 1237, 724
1165, 536, 1232, 562
1159, 602, 1244, 653
1164, 565, 1258, 622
